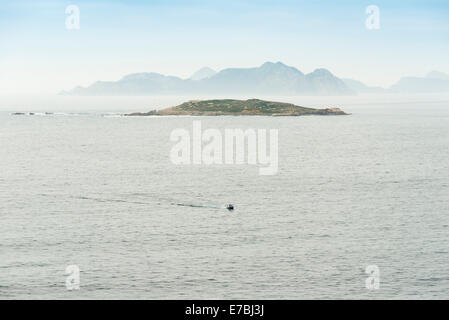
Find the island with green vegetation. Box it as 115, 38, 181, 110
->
126, 99, 348, 116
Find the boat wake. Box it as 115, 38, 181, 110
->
173, 202, 222, 209
72, 195, 226, 210
75, 196, 149, 205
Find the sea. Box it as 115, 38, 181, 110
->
1, 93, 448, 299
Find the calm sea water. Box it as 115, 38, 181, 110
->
1, 95, 449, 299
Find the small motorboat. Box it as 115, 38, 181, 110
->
226, 204, 234, 211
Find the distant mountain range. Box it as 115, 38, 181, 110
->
342, 78, 386, 93
189, 67, 217, 80
390, 71, 449, 93
61, 62, 449, 96
343, 70, 449, 94
61, 62, 353, 96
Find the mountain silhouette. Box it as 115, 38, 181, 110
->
62, 61, 355, 96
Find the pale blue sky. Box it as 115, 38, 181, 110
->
1, 0, 448, 94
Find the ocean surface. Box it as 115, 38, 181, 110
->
1, 94, 449, 299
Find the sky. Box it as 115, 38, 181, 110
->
0, 0, 449, 94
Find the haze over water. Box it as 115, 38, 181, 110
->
1, 94, 449, 299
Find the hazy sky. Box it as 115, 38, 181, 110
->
1, 0, 448, 94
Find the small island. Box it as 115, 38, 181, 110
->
126, 99, 348, 116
